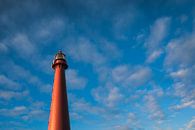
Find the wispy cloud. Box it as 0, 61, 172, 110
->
112, 65, 151, 87
186, 117, 195, 130
66, 37, 106, 66
165, 32, 195, 67
144, 94, 165, 122
66, 69, 87, 89
169, 82, 195, 110
92, 84, 123, 108
0, 101, 48, 123
0, 43, 8, 53
0, 0, 194, 129
145, 17, 171, 63
165, 31, 195, 110
0, 90, 29, 100
0, 60, 52, 93
0, 106, 27, 117
10, 33, 36, 58
0, 75, 21, 90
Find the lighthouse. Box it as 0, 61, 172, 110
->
48, 51, 70, 130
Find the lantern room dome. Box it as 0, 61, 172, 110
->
54, 50, 65, 60
52, 50, 68, 69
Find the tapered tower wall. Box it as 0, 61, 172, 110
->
48, 51, 70, 130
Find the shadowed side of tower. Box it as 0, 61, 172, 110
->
48, 51, 70, 130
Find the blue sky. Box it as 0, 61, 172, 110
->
0, 0, 195, 130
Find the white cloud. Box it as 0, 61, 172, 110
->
172, 100, 195, 110
99, 39, 122, 59
0, 43, 8, 53
11, 33, 36, 58
70, 112, 82, 120
95, 66, 111, 82
112, 65, 129, 82
36, 54, 53, 74
172, 83, 187, 97
170, 68, 188, 79
0, 60, 52, 93
165, 33, 195, 67
126, 112, 140, 127
0, 106, 27, 117
106, 87, 123, 107
69, 94, 141, 130
145, 17, 171, 63
148, 85, 164, 97
112, 65, 151, 87
146, 49, 163, 63
39, 84, 52, 93
4, 32, 53, 75
66, 69, 87, 89
169, 82, 195, 110
110, 112, 142, 130
0, 101, 48, 122
69, 95, 106, 119
144, 94, 165, 122
0, 75, 21, 90
71, 99, 100, 114
112, 5, 137, 39
66, 37, 106, 66
146, 17, 171, 50
34, 17, 68, 42
186, 117, 195, 130
114, 125, 131, 130
180, 15, 188, 23
0, 90, 29, 100
164, 31, 195, 110
126, 67, 151, 86
92, 84, 123, 108
66, 37, 122, 68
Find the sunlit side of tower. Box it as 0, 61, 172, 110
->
48, 51, 70, 130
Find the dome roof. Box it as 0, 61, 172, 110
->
54, 50, 65, 60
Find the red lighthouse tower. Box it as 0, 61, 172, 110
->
48, 51, 70, 130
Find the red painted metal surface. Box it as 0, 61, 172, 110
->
48, 51, 70, 130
